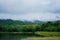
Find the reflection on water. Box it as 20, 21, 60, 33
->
0, 33, 35, 40
0, 33, 25, 40
0, 33, 60, 40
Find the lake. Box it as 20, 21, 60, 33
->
0, 33, 60, 40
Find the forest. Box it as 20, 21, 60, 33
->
0, 19, 60, 32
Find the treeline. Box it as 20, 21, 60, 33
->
0, 19, 60, 32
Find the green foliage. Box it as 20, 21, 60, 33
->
0, 19, 60, 32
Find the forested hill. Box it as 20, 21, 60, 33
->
0, 19, 60, 32
0, 19, 41, 25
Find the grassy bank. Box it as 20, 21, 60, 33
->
35, 32, 60, 37
0, 32, 60, 37
21, 37, 60, 40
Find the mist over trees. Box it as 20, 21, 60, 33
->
0, 19, 60, 32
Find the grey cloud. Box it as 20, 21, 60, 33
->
0, 0, 60, 14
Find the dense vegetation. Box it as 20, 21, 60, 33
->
0, 19, 60, 32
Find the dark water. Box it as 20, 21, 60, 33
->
0, 33, 29, 40
0, 33, 60, 40
0, 33, 37, 40
0, 32, 48, 40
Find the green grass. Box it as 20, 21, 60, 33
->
21, 37, 60, 40
35, 32, 60, 37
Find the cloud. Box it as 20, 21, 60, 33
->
0, 13, 60, 21
0, 0, 57, 14
48, 0, 60, 13
0, 0, 60, 21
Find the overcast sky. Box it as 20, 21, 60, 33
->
0, 0, 60, 21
